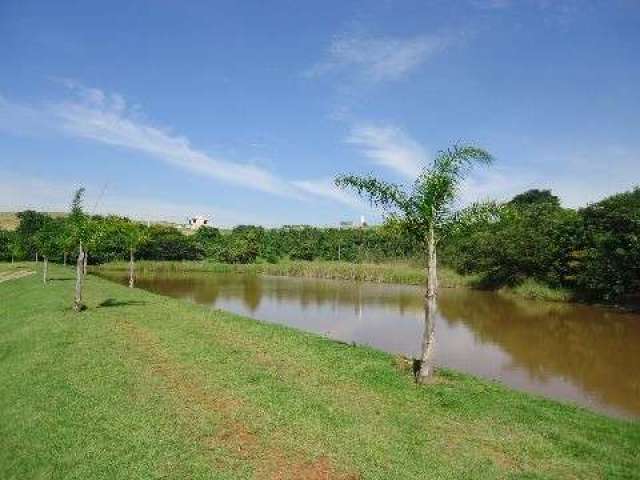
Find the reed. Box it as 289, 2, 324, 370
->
502, 278, 574, 302
97, 259, 474, 288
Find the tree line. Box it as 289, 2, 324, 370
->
0, 211, 421, 265
442, 187, 640, 303
1, 187, 639, 305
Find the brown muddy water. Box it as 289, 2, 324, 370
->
100, 271, 640, 419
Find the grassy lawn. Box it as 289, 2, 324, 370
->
1, 263, 639, 479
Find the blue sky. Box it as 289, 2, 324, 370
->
1, 0, 639, 226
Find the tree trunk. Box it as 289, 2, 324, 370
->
73, 245, 85, 312
129, 248, 135, 288
43, 257, 48, 285
35, 251, 38, 263
418, 222, 438, 382
11, 256, 14, 264
63, 252, 67, 266
83, 252, 88, 276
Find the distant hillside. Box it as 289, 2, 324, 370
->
0, 213, 19, 231
0, 212, 66, 231
0, 212, 192, 232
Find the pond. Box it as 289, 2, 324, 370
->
100, 271, 640, 419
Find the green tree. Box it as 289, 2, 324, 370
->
221, 226, 264, 263
447, 197, 581, 288
15, 210, 48, 261
576, 187, 640, 301
336, 144, 493, 381
59, 219, 76, 266
120, 220, 149, 288
0, 230, 11, 261
68, 188, 89, 311
34, 217, 65, 284
509, 189, 560, 208
192, 226, 223, 260
138, 225, 201, 261
82, 217, 107, 275
8, 233, 24, 264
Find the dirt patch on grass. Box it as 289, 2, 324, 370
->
0, 270, 35, 283
207, 420, 257, 458
267, 455, 360, 480
117, 318, 359, 479
119, 318, 241, 414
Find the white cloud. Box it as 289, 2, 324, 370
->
347, 124, 426, 178
0, 83, 391, 217
48, 83, 296, 197
0, 173, 268, 227
458, 168, 537, 206
307, 33, 446, 82
458, 147, 640, 209
543, 148, 640, 207
292, 178, 369, 210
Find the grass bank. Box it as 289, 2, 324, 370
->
98, 260, 473, 288
1, 262, 639, 479
98, 260, 574, 302
500, 278, 574, 303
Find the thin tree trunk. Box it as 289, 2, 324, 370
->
35, 251, 38, 263
129, 248, 135, 288
418, 222, 438, 382
11, 256, 14, 264
43, 257, 48, 285
83, 252, 88, 276
74, 244, 85, 312
63, 252, 67, 266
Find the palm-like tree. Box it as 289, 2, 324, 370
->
336, 144, 493, 381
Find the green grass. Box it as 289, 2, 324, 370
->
2, 262, 639, 479
500, 278, 574, 303
98, 259, 473, 288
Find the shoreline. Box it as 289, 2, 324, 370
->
97, 259, 579, 303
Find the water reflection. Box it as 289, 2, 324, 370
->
100, 271, 640, 418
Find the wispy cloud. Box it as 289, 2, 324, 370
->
0, 82, 376, 214
306, 33, 447, 82
0, 95, 53, 136
0, 172, 272, 227
458, 168, 537, 206
471, 0, 583, 27
291, 178, 368, 210
471, 0, 512, 10
347, 124, 426, 178
458, 145, 640, 209
47, 82, 295, 196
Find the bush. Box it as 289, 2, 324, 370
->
575, 188, 640, 302
138, 225, 202, 261
445, 195, 581, 288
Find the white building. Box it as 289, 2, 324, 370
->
339, 216, 367, 229
187, 215, 211, 230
